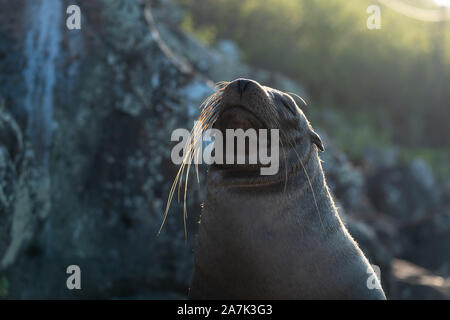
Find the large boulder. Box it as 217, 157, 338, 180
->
392, 259, 450, 300
401, 206, 450, 277
367, 159, 440, 222
0, 0, 212, 299
320, 135, 368, 215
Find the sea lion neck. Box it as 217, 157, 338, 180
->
190, 151, 345, 299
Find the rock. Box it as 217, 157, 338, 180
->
365, 159, 446, 273
0, 98, 51, 272
344, 216, 394, 297
401, 206, 450, 277
0, 0, 210, 299
367, 159, 439, 222
363, 147, 399, 172
319, 132, 370, 215
392, 259, 450, 299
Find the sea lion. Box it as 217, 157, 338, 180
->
171, 78, 386, 299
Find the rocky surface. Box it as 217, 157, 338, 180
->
393, 259, 450, 299
321, 142, 450, 299
0, 0, 212, 299
0, 0, 449, 299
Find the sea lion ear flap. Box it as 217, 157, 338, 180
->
310, 129, 325, 152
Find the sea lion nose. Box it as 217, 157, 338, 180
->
237, 78, 252, 96
222, 78, 264, 109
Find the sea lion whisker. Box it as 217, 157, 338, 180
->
179, 126, 203, 201
199, 91, 220, 109
193, 122, 206, 185
194, 144, 201, 185
158, 86, 225, 237
279, 138, 289, 194
215, 81, 230, 89
158, 157, 186, 236
286, 92, 308, 108
163, 94, 222, 237
160, 119, 207, 235
180, 133, 200, 239
177, 161, 186, 203
177, 131, 197, 203
198, 100, 221, 127
183, 151, 194, 241
288, 139, 325, 233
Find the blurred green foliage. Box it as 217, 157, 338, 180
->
401, 147, 450, 179
0, 275, 8, 298
176, 0, 450, 149
309, 107, 392, 159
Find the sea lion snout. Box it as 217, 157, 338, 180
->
227, 78, 261, 97
220, 78, 271, 117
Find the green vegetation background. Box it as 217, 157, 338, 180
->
176, 0, 450, 177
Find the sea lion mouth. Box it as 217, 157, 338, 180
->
210, 105, 276, 173
213, 105, 266, 131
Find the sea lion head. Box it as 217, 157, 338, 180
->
216, 78, 323, 146
204, 78, 324, 184
160, 78, 325, 236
